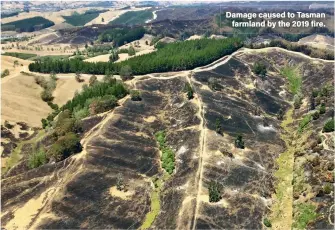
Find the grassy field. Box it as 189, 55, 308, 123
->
3, 52, 37, 60
280, 66, 302, 94
63, 10, 107, 26
109, 10, 153, 25
2, 16, 54, 32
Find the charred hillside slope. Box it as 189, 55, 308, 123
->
1, 48, 334, 229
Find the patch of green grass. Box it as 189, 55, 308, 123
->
280, 66, 302, 95
140, 177, 162, 230
27, 149, 47, 169
3, 130, 45, 174
109, 10, 153, 25
298, 114, 312, 133
140, 187, 160, 229
155, 131, 175, 174
293, 203, 318, 229
3, 52, 37, 60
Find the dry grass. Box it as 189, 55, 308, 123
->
109, 186, 134, 200
1, 72, 51, 127
5, 188, 55, 230
298, 34, 335, 50
1, 55, 51, 127
53, 77, 87, 105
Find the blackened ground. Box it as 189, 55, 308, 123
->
1, 48, 334, 229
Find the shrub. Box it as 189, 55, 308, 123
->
293, 93, 303, 109
73, 107, 89, 120
215, 118, 222, 135
118, 48, 129, 53
89, 75, 97, 86
34, 75, 47, 87
28, 149, 48, 169
323, 183, 332, 194
234, 134, 245, 149
208, 181, 222, 202
298, 114, 312, 133
103, 72, 116, 84
155, 131, 175, 174
277, 108, 284, 120
75, 72, 83, 82
47, 132, 82, 161
184, 82, 194, 100
312, 111, 319, 120
41, 118, 49, 129
252, 61, 267, 78
109, 51, 119, 62
1, 69, 10, 78
319, 104, 326, 114
47, 101, 59, 110
320, 85, 331, 97
128, 46, 136, 56
120, 65, 133, 81
54, 118, 78, 137
130, 90, 141, 101
89, 95, 118, 115
41, 90, 53, 102
50, 72, 58, 81
323, 118, 334, 133
263, 218, 272, 228
312, 89, 319, 98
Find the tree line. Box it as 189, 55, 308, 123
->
43, 76, 128, 127
2, 16, 54, 32
99, 27, 145, 46
28, 38, 243, 75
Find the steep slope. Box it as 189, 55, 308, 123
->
1, 48, 334, 229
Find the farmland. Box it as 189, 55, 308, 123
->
2, 16, 55, 32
